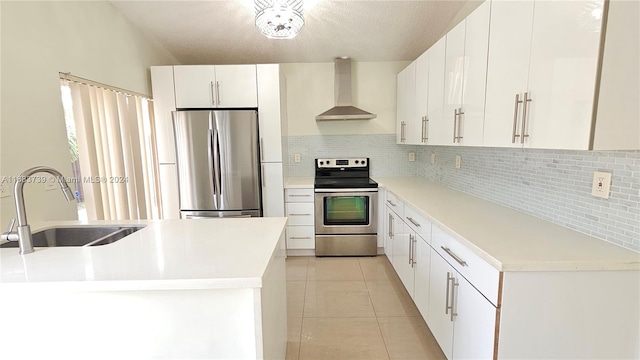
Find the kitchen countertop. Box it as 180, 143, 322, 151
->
376, 177, 640, 272
0, 218, 287, 290
285, 177, 314, 188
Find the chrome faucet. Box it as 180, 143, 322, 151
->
1, 166, 75, 254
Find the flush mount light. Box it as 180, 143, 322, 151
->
255, 0, 304, 39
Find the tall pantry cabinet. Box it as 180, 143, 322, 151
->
150, 65, 286, 219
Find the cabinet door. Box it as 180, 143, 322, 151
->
257, 64, 283, 162
428, 251, 454, 359
384, 206, 394, 262
413, 236, 431, 321
261, 162, 284, 217
452, 275, 497, 360
415, 52, 429, 145
215, 65, 258, 108
483, 0, 535, 148
435, 20, 466, 146
150, 66, 177, 164
396, 63, 417, 144
461, 0, 490, 147
524, 0, 603, 150
173, 65, 217, 108
426, 37, 446, 146
392, 221, 414, 297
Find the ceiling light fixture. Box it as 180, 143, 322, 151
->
255, 0, 304, 39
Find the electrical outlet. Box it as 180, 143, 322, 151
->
44, 177, 58, 191
591, 171, 612, 199
294, 153, 301, 163
0, 183, 10, 198
431, 153, 436, 165
455, 155, 461, 169
408, 151, 415, 162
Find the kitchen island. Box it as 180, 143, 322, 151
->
0, 218, 288, 359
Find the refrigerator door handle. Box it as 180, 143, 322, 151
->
207, 129, 217, 198
213, 128, 222, 197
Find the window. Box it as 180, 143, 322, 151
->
60, 76, 161, 220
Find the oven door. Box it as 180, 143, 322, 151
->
314, 189, 378, 235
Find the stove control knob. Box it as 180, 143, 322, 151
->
355, 160, 359, 164
327, 160, 331, 165
319, 161, 324, 165
361, 160, 366, 165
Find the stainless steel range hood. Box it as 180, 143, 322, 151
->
316, 58, 377, 121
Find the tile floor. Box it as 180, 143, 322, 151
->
285, 256, 446, 360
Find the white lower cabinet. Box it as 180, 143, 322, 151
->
413, 236, 431, 320
392, 220, 413, 296
261, 163, 285, 217
428, 250, 455, 359
284, 188, 315, 251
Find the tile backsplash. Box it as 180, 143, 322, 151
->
416, 147, 640, 252
287, 134, 416, 177
288, 135, 639, 252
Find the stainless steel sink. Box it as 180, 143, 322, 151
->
0, 225, 145, 248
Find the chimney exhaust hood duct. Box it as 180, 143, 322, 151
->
315, 57, 377, 121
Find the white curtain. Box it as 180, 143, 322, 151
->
63, 79, 162, 220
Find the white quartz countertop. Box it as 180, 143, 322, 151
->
375, 177, 640, 272
0, 218, 287, 290
285, 177, 314, 188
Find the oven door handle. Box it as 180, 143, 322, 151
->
314, 188, 378, 193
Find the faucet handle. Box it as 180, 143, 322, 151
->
6, 218, 16, 233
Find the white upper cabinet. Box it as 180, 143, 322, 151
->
396, 62, 418, 144
257, 64, 284, 163
483, 1, 536, 148
484, 0, 604, 149
415, 52, 430, 144
425, 37, 447, 145
435, 20, 466, 146
525, 0, 603, 149
174, 65, 258, 108
460, 1, 490, 146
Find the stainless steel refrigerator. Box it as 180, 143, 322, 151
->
172, 110, 262, 218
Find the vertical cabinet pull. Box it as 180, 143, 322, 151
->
451, 277, 459, 321
261, 164, 266, 188
445, 272, 453, 315
412, 236, 418, 267
400, 122, 407, 142
388, 213, 393, 238
424, 117, 429, 142
453, 109, 459, 143
210, 81, 216, 106
457, 108, 464, 142
408, 234, 413, 265
521, 92, 532, 144
512, 93, 522, 143
215, 81, 221, 106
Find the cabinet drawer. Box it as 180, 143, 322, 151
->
286, 226, 315, 249
385, 191, 404, 217
285, 188, 314, 203
431, 224, 500, 306
286, 203, 315, 226
404, 205, 431, 243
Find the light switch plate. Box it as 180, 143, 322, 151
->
408, 152, 415, 162
591, 171, 612, 199
431, 153, 436, 165
455, 155, 461, 169
294, 153, 301, 163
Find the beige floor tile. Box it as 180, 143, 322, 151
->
299, 317, 390, 359
367, 280, 420, 317
286, 316, 303, 360
307, 258, 364, 281
359, 256, 399, 282
286, 257, 309, 281
287, 281, 306, 318
378, 316, 446, 360
304, 281, 375, 318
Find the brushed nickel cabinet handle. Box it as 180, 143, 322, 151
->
409, 234, 413, 265
451, 277, 459, 321
386, 200, 397, 207
289, 213, 311, 216
440, 246, 468, 267
453, 108, 459, 143
512, 93, 522, 143
521, 91, 531, 144
406, 216, 421, 227
425, 116, 429, 142
215, 81, 221, 105
289, 194, 311, 197
457, 108, 464, 142
445, 272, 453, 315
388, 213, 393, 238
412, 236, 417, 267
211, 81, 216, 106
290, 237, 312, 240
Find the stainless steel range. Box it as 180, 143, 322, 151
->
314, 158, 378, 256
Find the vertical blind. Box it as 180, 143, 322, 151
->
61, 78, 162, 221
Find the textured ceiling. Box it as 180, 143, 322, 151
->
110, 0, 482, 65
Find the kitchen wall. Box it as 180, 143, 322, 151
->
283, 61, 417, 177
0, 1, 178, 226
